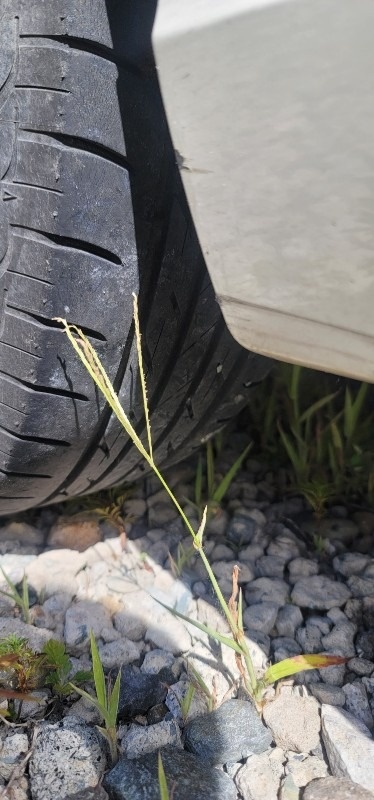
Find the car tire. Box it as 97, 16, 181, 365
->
0, 0, 270, 515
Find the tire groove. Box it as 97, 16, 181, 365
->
6, 306, 106, 343
10, 225, 121, 266
0, 369, 89, 402
20, 129, 131, 172
0, 423, 70, 448
0, 468, 51, 479
19, 34, 143, 76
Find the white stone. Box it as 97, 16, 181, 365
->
0, 555, 37, 586
25, 550, 89, 599
0, 734, 29, 780
286, 752, 329, 787
235, 747, 285, 800
140, 649, 175, 674
64, 600, 117, 654
263, 688, 321, 753
145, 615, 191, 655
185, 641, 232, 705
321, 704, 374, 791
113, 604, 148, 642
98, 638, 142, 669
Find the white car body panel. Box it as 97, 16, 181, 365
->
153, 0, 374, 381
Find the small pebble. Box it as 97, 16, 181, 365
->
243, 602, 279, 634
291, 575, 351, 610
184, 699, 273, 764
245, 577, 290, 605
117, 665, 168, 720
275, 605, 303, 638
308, 682, 345, 706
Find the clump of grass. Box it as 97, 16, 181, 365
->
57, 298, 347, 706
0, 569, 30, 624
69, 631, 120, 764
0, 635, 47, 718
247, 363, 374, 514
61, 485, 132, 532
193, 436, 252, 519
0, 636, 93, 720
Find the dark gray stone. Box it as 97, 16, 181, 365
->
255, 555, 285, 578
226, 514, 256, 545
245, 577, 289, 605
271, 636, 302, 662
103, 747, 236, 800
333, 553, 370, 578
309, 682, 345, 706
291, 575, 351, 610
275, 604, 303, 638
117, 665, 167, 720
296, 624, 322, 653
347, 576, 374, 598
356, 631, 374, 660
184, 699, 272, 765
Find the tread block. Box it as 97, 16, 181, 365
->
16, 49, 127, 156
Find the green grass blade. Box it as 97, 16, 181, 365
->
22, 575, 29, 621
133, 293, 153, 460
346, 382, 368, 441
330, 418, 343, 453
180, 683, 195, 720
188, 663, 213, 701
206, 440, 215, 498
289, 364, 301, 402
69, 683, 104, 717
90, 631, 106, 711
237, 588, 244, 633
154, 599, 242, 654
264, 654, 347, 684
299, 391, 338, 424
213, 442, 252, 504
108, 671, 121, 727
343, 386, 353, 440
278, 425, 304, 476
158, 752, 169, 800
0, 567, 23, 606
194, 454, 203, 508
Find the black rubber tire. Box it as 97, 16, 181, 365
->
0, 1, 270, 515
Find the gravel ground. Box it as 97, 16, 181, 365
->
0, 440, 374, 800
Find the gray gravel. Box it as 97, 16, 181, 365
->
0, 451, 373, 800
